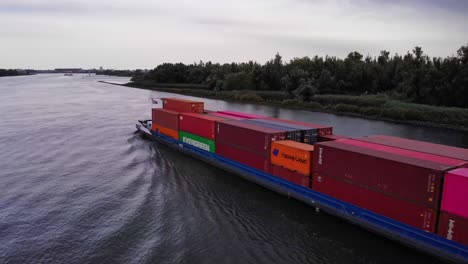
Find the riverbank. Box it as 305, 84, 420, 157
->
0, 69, 32, 77
115, 81, 468, 131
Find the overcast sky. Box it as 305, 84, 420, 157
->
1, 0, 467, 69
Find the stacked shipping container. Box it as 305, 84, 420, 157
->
318, 134, 349, 142
152, 98, 205, 142
215, 120, 286, 173
261, 117, 333, 137
438, 168, 468, 245
312, 138, 467, 232
248, 118, 319, 144
271, 141, 314, 176
357, 135, 468, 161
207, 112, 246, 120
217, 110, 266, 119
269, 140, 313, 188
240, 119, 302, 142
162, 98, 204, 113
150, 100, 468, 245
270, 164, 310, 188
178, 113, 225, 153
151, 108, 179, 139
179, 113, 221, 140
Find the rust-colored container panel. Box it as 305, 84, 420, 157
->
437, 211, 468, 246
262, 117, 333, 136
152, 108, 179, 130
216, 120, 286, 156
356, 135, 468, 161
162, 98, 204, 113
216, 142, 270, 173
208, 112, 246, 120
441, 168, 468, 219
312, 173, 437, 232
313, 139, 467, 208
270, 164, 310, 188
318, 134, 349, 142
179, 113, 224, 140
217, 110, 266, 119
270, 140, 314, 176
152, 123, 178, 140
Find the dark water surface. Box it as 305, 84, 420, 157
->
1, 74, 465, 264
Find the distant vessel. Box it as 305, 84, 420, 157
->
64, 73, 73, 76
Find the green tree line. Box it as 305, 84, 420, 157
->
132, 44, 468, 108
96, 69, 135, 77
0, 69, 22, 77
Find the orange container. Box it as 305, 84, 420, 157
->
162, 98, 204, 113
270, 140, 314, 176
152, 123, 179, 140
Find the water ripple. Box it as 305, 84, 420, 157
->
0, 75, 449, 264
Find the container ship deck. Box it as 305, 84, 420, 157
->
136, 98, 468, 263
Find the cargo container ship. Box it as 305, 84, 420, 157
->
136, 97, 468, 263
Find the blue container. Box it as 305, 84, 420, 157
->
244, 119, 318, 144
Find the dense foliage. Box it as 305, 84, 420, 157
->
96, 69, 135, 77
0, 69, 22, 77
132, 44, 468, 108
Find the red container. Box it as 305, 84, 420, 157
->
162, 98, 204, 113
217, 110, 266, 119
313, 139, 467, 208
152, 108, 179, 130
209, 112, 246, 120
216, 142, 270, 172
312, 173, 437, 232
216, 120, 286, 156
438, 211, 468, 245
318, 134, 349, 142
179, 113, 224, 140
270, 164, 310, 188
357, 135, 468, 161
262, 117, 333, 136
441, 168, 468, 218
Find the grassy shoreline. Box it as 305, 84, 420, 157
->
109, 81, 468, 132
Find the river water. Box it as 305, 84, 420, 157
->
0, 74, 465, 264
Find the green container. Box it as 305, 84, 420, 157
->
179, 131, 216, 153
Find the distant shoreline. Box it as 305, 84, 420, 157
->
100, 81, 468, 132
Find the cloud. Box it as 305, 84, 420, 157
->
0, 0, 467, 69
0, 0, 165, 17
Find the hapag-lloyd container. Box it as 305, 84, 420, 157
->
318, 134, 349, 142
152, 108, 179, 130
216, 142, 270, 172
217, 110, 266, 119
249, 118, 318, 144
152, 123, 178, 140
162, 98, 204, 113
179, 131, 215, 153
215, 120, 286, 156
313, 139, 467, 208
208, 112, 246, 120
270, 164, 310, 188
437, 211, 468, 245
357, 135, 468, 161
240, 119, 303, 142
441, 168, 468, 218
312, 173, 437, 232
262, 117, 333, 136
270, 140, 314, 176
179, 113, 224, 140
